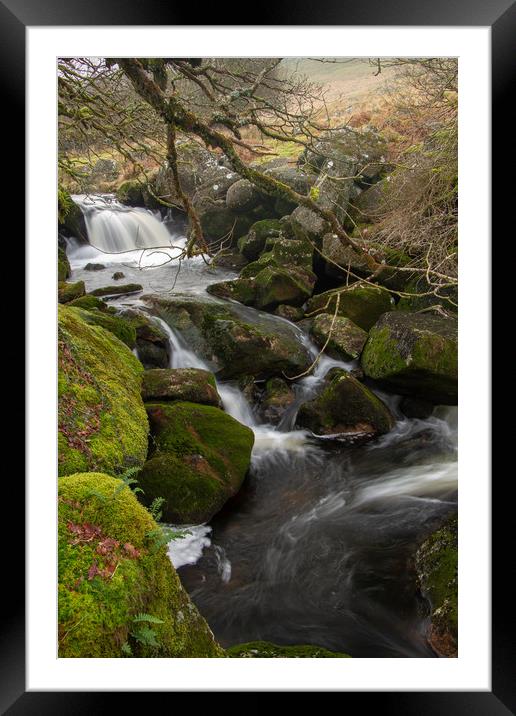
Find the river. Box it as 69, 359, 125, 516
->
67, 194, 458, 657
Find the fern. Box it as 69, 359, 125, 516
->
130, 625, 160, 648
132, 613, 164, 624
148, 496, 165, 522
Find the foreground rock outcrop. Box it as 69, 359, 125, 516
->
227, 641, 350, 658
58, 472, 223, 657
361, 312, 458, 404
415, 514, 458, 657
139, 401, 254, 524
141, 368, 221, 407
58, 306, 148, 476
305, 283, 393, 331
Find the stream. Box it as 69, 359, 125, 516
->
67, 195, 458, 658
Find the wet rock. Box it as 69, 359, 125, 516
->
144, 294, 312, 380
112, 271, 125, 280
120, 309, 171, 369
274, 304, 305, 322
90, 283, 143, 298
306, 283, 394, 331
296, 368, 394, 439
238, 219, 282, 261
361, 312, 458, 404
227, 641, 350, 658
257, 377, 296, 425
400, 396, 434, 420
58, 247, 71, 282
415, 513, 458, 657
84, 263, 106, 271
141, 368, 221, 406
310, 313, 368, 361
58, 280, 86, 304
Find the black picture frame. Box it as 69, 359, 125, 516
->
5, 0, 510, 710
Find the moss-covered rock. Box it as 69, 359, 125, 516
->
84, 262, 106, 271
226, 178, 264, 213
227, 641, 351, 658
68, 295, 111, 312
116, 179, 145, 207
58, 247, 71, 282
71, 307, 137, 348
90, 283, 143, 298
258, 378, 295, 425
296, 368, 394, 439
274, 304, 305, 322
361, 312, 458, 404
121, 309, 170, 369
58, 472, 223, 657
415, 514, 457, 657
238, 219, 282, 261
206, 278, 257, 305
58, 186, 87, 240
306, 283, 393, 331
310, 313, 368, 361
58, 280, 86, 304
142, 368, 221, 406
58, 306, 148, 476
397, 275, 458, 314
139, 402, 254, 523
144, 294, 312, 380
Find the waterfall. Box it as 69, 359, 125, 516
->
73, 194, 174, 253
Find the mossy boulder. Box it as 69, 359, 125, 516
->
58, 280, 86, 304
397, 275, 458, 314
227, 641, 350, 658
144, 294, 312, 380
226, 179, 264, 213
274, 304, 304, 322
296, 368, 395, 439
58, 247, 71, 282
415, 513, 457, 657
361, 312, 458, 404
258, 378, 295, 425
116, 179, 145, 207
121, 309, 170, 369
206, 277, 257, 306
306, 283, 393, 331
90, 283, 143, 298
58, 472, 223, 657
194, 198, 252, 245
70, 307, 137, 348
139, 402, 254, 524
142, 368, 221, 406
290, 206, 330, 245
238, 219, 282, 261
58, 186, 87, 240
58, 306, 148, 476
321, 232, 412, 290
310, 313, 368, 361
68, 295, 115, 313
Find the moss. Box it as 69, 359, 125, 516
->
415, 514, 457, 657
70, 307, 137, 348
58, 306, 148, 476
58, 472, 223, 657
116, 179, 145, 206
58, 247, 71, 282
398, 275, 458, 313
238, 219, 282, 260
360, 312, 458, 404
139, 402, 254, 523
259, 378, 295, 424
68, 295, 111, 312
206, 278, 257, 305
141, 368, 221, 406
227, 641, 351, 658
145, 294, 312, 380
310, 313, 368, 360
274, 304, 304, 322
297, 368, 394, 438
306, 284, 393, 331
58, 281, 86, 304
90, 283, 143, 297
58, 185, 86, 239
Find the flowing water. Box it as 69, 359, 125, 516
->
69, 195, 458, 657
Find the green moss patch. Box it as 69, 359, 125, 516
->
306, 283, 393, 331
139, 401, 254, 523
58, 472, 223, 657
58, 306, 148, 476
227, 641, 351, 658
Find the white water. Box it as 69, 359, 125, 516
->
167, 525, 212, 569
73, 194, 175, 254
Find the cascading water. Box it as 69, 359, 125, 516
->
63, 197, 458, 656
73, 194, 174, 253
